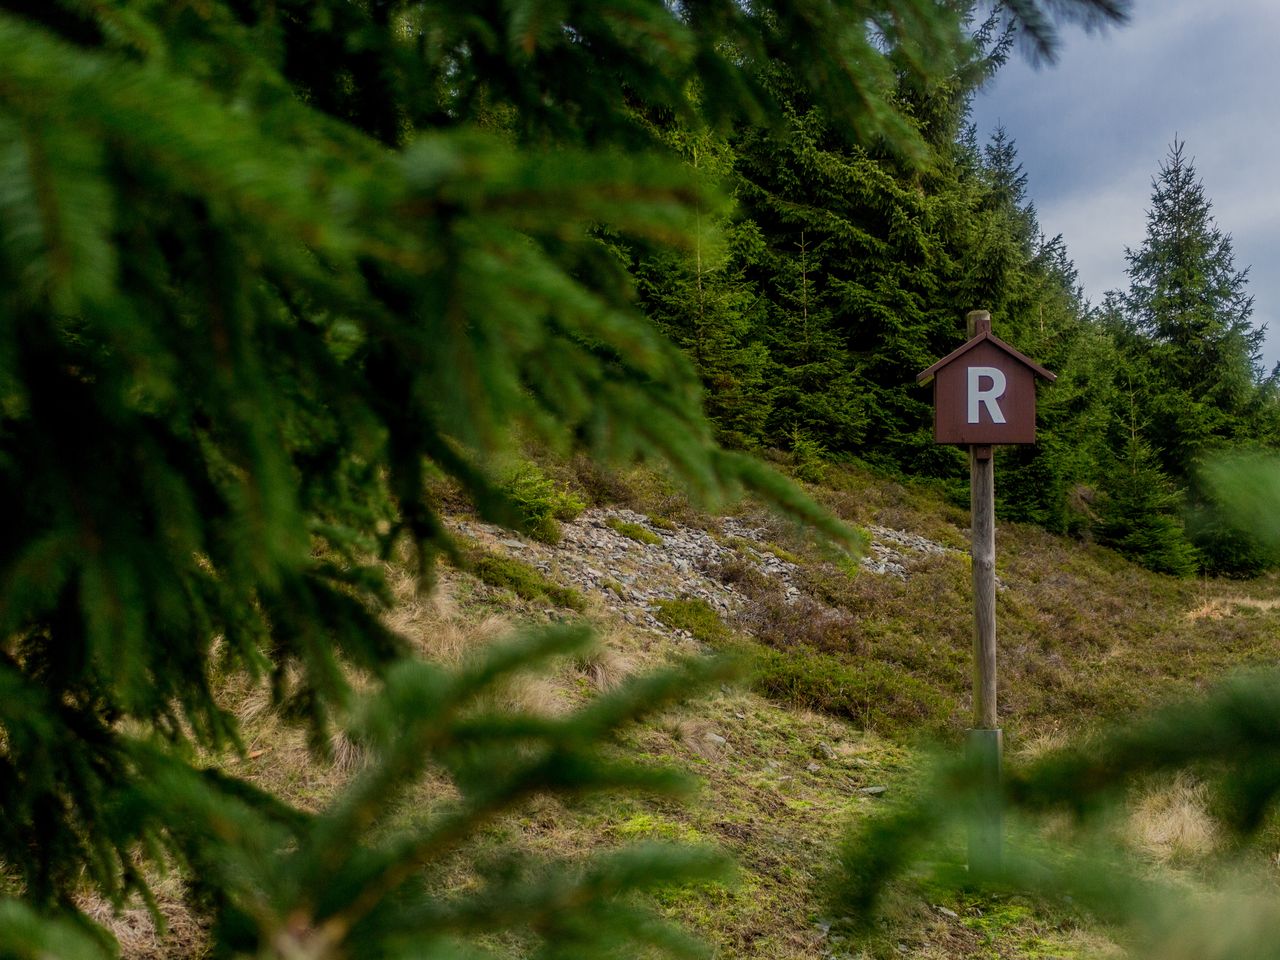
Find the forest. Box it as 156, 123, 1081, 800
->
632, 50, 1280, 578
6, 1, 1280, 959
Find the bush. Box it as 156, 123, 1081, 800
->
500, 461, 586, 543
654, 598, 732, 646
468, 549, 587, 611
791, 432, 829, 484
753, 647, 953, 736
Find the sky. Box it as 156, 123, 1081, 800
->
968, 1, 1280, 370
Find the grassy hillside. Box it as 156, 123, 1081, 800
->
97, 459, 1280, 958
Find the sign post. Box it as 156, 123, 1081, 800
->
916, 309, 1055, 878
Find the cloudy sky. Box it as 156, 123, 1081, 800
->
968, 1, 1280, 370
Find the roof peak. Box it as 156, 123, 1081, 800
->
916, 330, 1057, 384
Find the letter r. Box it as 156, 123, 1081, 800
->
967, 366, 1007, 424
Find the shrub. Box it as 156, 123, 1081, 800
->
752, 647, 953, 736
500, 461, 586, 543
654, 598, 732, 646
791, 432, 829, 484
468, 550, 587, 611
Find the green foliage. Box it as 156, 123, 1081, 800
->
1195, 452, 1280, 576
606, 517, 664, 546
1105, 140, 1280, 573
465, 548, 587, 612
1202, 453, 1280, 549
790, 432, 830, 484
836, 670, 1280, 959
1095, 430, 1199, 577
498, 461, 585, 544
753, 647, 953, 736
834, 455, 1280, 958
0, 0, 1132, 954
654, 598, 732, 646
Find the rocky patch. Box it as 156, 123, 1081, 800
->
452, 508, 958, 632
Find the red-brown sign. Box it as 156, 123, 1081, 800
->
916, 316, 1055, 446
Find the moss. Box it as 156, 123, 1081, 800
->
606, 517, 663, 546
468, 550, 586, 611
654, 598, 731, 646
763, 543, 803, 565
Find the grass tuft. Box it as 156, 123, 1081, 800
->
607, 517, 663, 545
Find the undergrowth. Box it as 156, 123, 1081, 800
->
463, 546, 587, 611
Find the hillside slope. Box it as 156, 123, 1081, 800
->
101, 463, 1280, 958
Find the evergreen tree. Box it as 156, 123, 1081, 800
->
632, 134, 773, 448
974, 131, 1113, 533
728, 62, 985, 474
1121, 140, 1267, 473
1095, 401, 1199, 576
0, 1, 1130, 955
1114, 140, 1280, 572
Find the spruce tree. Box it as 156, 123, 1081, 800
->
1095, 410, 1199, 576
0, 2, 1130, 956
631, 134, 773, 449
1121, 140, 1266, 472
1115, 140, 1279, 572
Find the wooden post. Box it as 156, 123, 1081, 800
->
970, 444, 997, 729
917, 309, 1053, 880
965, 310, 1002, 877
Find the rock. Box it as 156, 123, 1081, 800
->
934, 906, 959, 919
859, 785, 887, 796
705, 732, 727, 746
816, 741, 838, 760
806, 762, 821, 773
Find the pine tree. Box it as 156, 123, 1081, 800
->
0, 2, 1130, 956
1115, 140, 1280, 572
1095, 402, 1199, 576
1121, 140, 1266, 472
632, 134, 773, 449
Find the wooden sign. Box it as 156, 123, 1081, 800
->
916, 313, 1055, 445
915, 309, 1056, 879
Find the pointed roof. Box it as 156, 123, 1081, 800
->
916, 331, 1057, 384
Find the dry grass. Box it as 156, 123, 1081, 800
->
84, 461, 1280, 959
669, 717, 731, 761
1009, 724, 1072, 762
1186, 595, 1280, 621
571, 642, 639, 692
385, 570, 515, 664
1128, 773, 1220, 863
77, 874, 206, 960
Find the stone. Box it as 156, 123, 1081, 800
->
859, 785, 887, 796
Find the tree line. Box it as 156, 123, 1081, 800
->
629, 47, 1279, 576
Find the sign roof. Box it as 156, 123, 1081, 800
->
916, 331, 1057, 385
